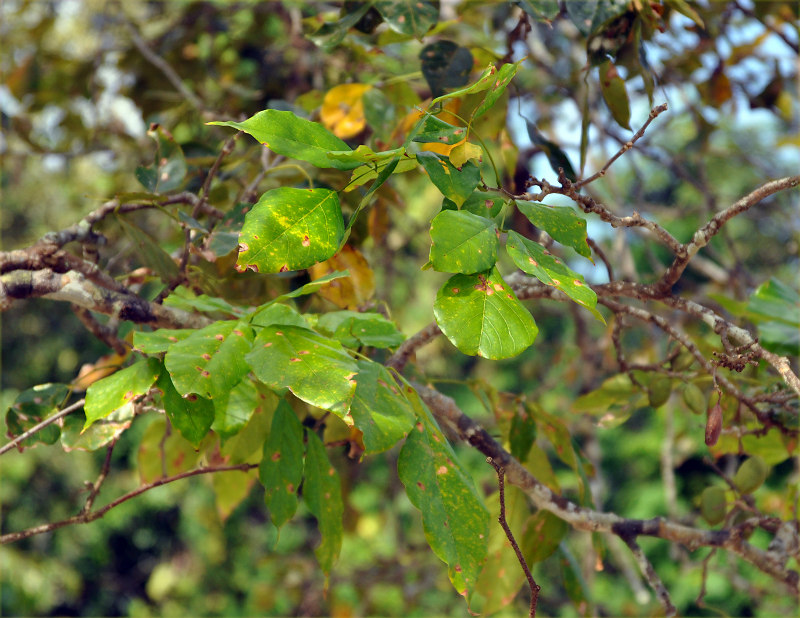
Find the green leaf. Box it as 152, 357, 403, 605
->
375, 0, 438, 38
250, 303, 309, 329
208, 109, 359, 170
84, 358, 161, 430
326, 145, 405, 165
665, 0, 705, 28
162, 286, 245, 316
236, 187, 344, 274
434, 267, 537, 359
219, 389, 278, 461
350, 360, 415, 453
417, 152, 481, 207
397, 387, 489, 597
5, 383, 70, 448
599, 61, 632, 130
156, 368, 214, 446
133, 328, 193, 354
515, 200, 592, 260
506, 231, 604, 321
246, 325, 358, 417
211, 378, 261, 440
442, 191, 504, 218
116, 215, 180, 283
472, 60, 522, 119
429, 210, 498, 274
134, 124, 186, 193
420, 40, 474, 98
268, 271, 351, 305
259, 400, 305, 529
432, 63, 499, 105
747, 278, 800, 326
164, 320, 253, 402
521, 509, 568, 563
347, 157, 417, 190
304, 430, 344, 578
61, 405, 134, 452
413, 115, 468, 146
316, 311, 406, 349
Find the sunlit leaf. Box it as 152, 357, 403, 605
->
84, 358, 161, 430
442, 191, 504, 218
449, 141, 483, 168
506, 231, 604, 322
434, 267, 537, 359
515, 200, 592, 260
413, 115, 468, 145
133, 329, 192, 354
164, 320, 253, 402
429, 209, 498, 274
246, 325, 358, 417
472, 60, 522, 119
61, 406, 134, 452
209, 110, 359, 170
236, 187, 344, 274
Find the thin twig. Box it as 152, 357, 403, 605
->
0, 399, 85, 456
72, 305, 127, 355
656, 175, 800, 293
619, 535, 677, 616
80, 438, 118, 515
573, 103, 668, 189
0, 463, 258, 544
487, 457, 541, 617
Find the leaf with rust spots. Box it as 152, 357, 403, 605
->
137, 417, 201, 484
247, 325, 358, 417
349, 360, 415, 453
507, 231, 604, 323
434, 267, 537, 359
429, 210, 498, 275
304, 431, 343, 580
260, 400, 304, 529
165, 320, 253, 402
516, 200, 592, 260
317, 310, 405, 349
237, 187, 344, 274
84, 358, 161, 430
398, 386, 489, 599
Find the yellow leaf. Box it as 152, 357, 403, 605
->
449, 141, 482, 168
309, 245, 375, 309
321, 84, 372, 139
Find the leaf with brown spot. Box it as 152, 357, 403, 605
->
259, 400, 304, 529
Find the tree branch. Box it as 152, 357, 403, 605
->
0, 269, 211, 329
0, 463, 258, 544
413, 383, 800, 592
619, 535, 677, 616
655, 175, 800, 293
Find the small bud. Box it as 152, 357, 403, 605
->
705, 402, 723, 446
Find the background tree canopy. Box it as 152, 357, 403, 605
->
1, 1, 798, 616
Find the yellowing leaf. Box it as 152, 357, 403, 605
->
321, 84, 372, 139
449, 141, 482, 168
309, 245, 375, 309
